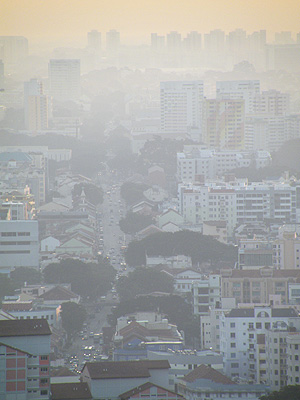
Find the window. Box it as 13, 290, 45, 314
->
230, 343, 236, 348
41, 390, 48, 395
40, 355, 48, 360
230, 333, 235, 338
230, 323, 235, 328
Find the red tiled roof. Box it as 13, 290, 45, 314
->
50, 383, 92, 399
183, 365, 235, 385
51, 367, 78, 377
119, 321, 149, 337
119, 382, 184, 400
0, 319, 51, 337
84, 360, 170, 380
2, 302, 33, 312
38, 286, 78, 301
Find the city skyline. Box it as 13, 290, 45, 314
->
0, 0, 299, 46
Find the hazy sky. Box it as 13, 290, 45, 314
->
1, 0, 299, 45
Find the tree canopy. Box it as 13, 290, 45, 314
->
10, 267, 42, 288
0, 275, 15, 301
260, 385, 300, 400
138, 137, 184, 175
115, 267, 174, 302
43, 258, 116, 299
111, 294, 199, 347
73, 182, 103, 205
125, 230, 237, 268
120, 182, 149, 206
61, 301, 87, 342
272, 139, 300, 174
119, 211, 154, 235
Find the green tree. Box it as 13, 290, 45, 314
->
0, 275, 14, 300
120, 182, 149, 206
260, 385, 300, 400
111, 294, 199, 348
119, 212, 154, 234
73, 183, 103, 205
115, 267, 173, 302
125, 230, 238, 268
61, 301, 86, 343
43, 258, 115, 299
138, 137, 184, 175
10, 267, 42, 289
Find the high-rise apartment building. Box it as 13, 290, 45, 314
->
216, 80, 260, 114
183, 31, 202, 51
220, 306, 299, 383
265, 44, 300, 73
151, 33, 165, 50
24, 79, 48, 132
253, 90, 290, 115
166, 31, 182, 51
221, 268, 300, 305
0, 220, 39, 272
274, 31, 294, 45
204, 30, 225, 53
160, 81, 204, 140
286, 333, 300, 385
0, 36, 28, 66
87, 30, 101, 52
273, 231, 300, 269
226, 29, 248, 64
265, 328, 289, 390
106, 30, 120, 52
203, 98, 245, 149
0, 60, 4, 89
48, 59, 81, 102
0, 319, 51, 400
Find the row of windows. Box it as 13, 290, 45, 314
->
1, 232, 30, 237
0, 250, 30, 254
0, 241, 31, 245
28, 390, 48, 395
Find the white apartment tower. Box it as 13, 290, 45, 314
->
253, 90, 290, 115
220, 306, 299, 383
49, 59, 81, 102
160, 81, 204, 141
216, 80, 260, 114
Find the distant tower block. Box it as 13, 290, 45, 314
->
49, 59, 81, 102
